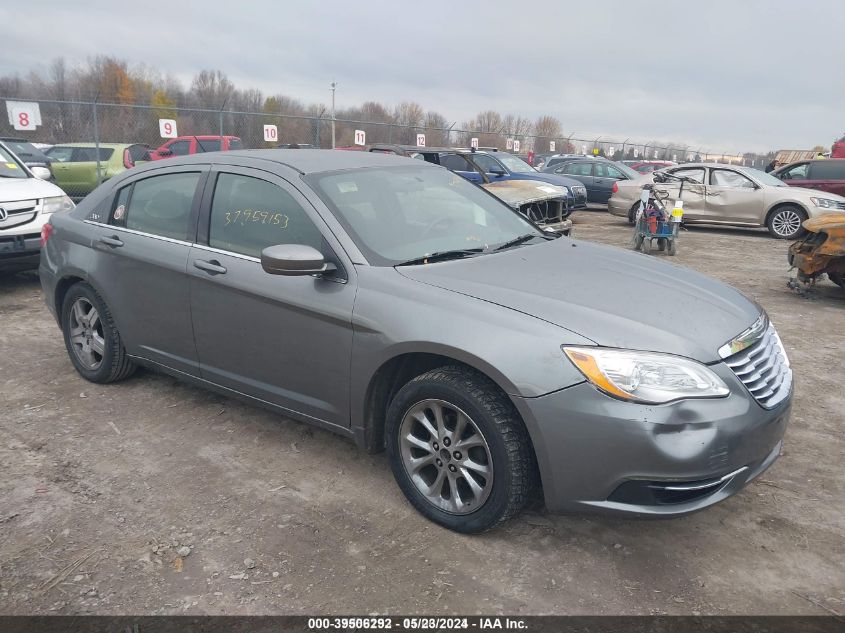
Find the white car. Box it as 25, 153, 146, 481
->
1, 141, 74, 273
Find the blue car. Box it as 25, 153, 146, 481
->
368, 144, 588, 220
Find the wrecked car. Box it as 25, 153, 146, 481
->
788, 212, 845, 292
481, 179, 572, 234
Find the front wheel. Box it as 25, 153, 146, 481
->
386, 366, 537, 533
829, 272, 845, 290
767, 206, 807, 240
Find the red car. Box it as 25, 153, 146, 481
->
832, 135, 845, 159
148, 135, 242, 160
772, 158, 845, 198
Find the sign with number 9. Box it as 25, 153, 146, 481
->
159, 118, 178, 139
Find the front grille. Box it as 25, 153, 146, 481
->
723, 323, 792, 409
0, 199, 38, 230
833, 201, 845, 211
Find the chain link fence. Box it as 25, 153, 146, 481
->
2, 97, 775, 199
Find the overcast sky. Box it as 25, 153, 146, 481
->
2, 0, 843, 152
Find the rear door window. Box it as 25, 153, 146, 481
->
809, 161, 845, 180
46, 146, 74, 162
195, 139, 221, 152
595, 163, 625, 179
112, 172, 201, 240
669, 167, 705, 183
208, 172, 323, 258
73, 147, 114, 162
563, 162, 594, 176
439, 154, 475, 171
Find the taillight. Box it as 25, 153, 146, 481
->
40, 223, 54, 247
612, 181, 619, 194
123, 149, 134, 169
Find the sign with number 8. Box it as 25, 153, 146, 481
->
12, 108, 36, 131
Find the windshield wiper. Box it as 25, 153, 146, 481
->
494, 233, 545, 251
396, 248, 485, 267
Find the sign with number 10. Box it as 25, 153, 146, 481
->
263, 125, 278, 142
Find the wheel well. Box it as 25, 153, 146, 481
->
54, 275, 85, 322
362, 353, 527, 455
766, 202, 807, 225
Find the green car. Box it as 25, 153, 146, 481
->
45, 143, 151, 200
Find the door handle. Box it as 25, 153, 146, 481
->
97, 235, 124, 248
193, 259, 227, 275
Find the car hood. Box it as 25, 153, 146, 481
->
509, 172, 584, 189
0, 175, 64, 202
396, 238, 760, 363
783, 186, 845, 202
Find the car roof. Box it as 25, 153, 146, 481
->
49, 142, 138, 149
150, 148, 428, 175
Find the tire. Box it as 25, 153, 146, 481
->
633, 233, 644, 251
61, 282, 136, 383
767, 205, 807, 240
668, 239, 677, 256
641, 238, 651, 254
627, 204, 639, 226
830, 272, 845, 290
386, 365, 537, 533
657, 238, 667, 252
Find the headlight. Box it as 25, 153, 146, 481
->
810, 197, 840, 208
563, 346, 729, 404
42, 195, 75, 214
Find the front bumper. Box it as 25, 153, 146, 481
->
0, 232, 41, 271
515, 364, 791, 516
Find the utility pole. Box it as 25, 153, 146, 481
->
330, 81, 337, 149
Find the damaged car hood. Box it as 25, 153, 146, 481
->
482, 179, 569, 206
396, 238, 760, 363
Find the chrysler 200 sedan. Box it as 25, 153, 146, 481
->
39, 150, 792, 533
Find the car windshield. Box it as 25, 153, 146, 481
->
742, 167, 787, 187
496, 153, 536, 173
0, 145, 28, 178
307, 165, 544, 266
2, 140, 40, 159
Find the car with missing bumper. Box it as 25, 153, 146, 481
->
40, 149, 791, 533
609, 162, 845, 239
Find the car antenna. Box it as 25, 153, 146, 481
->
193, 136, 206, 153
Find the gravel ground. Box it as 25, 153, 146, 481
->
0, 209, 843, 616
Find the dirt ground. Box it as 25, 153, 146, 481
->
0, 210, 843, 616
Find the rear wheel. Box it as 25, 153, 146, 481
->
668, 239, 677, 256
657, 238, 667, 252
767, 206, 806, 240
627, 204, 640, 226
640, 238, 651, 254
61, 282, 136, 383
386, 366, 537, 533
829, 272, 845, 290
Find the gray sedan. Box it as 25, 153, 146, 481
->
40, 150, 792, 533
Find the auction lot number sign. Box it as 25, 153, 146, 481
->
159, 119, 178, 138
6, 101, 42, 131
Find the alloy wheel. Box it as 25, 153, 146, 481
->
771, 209, 803, 238
68, 297, 105, 370
398, 399, 494, 515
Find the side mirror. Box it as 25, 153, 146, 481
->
30, 166, 52, 180
490, 169, 507, 177
261, 244, 337, 276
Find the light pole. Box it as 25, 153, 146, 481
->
330, 81, 337, 149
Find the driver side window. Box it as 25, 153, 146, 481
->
710, 169, 755, 188
782, 163, 809, 180
111, 172, 201, 240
